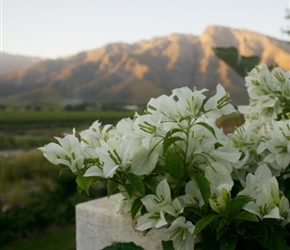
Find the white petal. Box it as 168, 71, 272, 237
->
84, 166, 104, 177
131, 149, 159, 176
243, 201, 262, 219
103, 164, 120, 178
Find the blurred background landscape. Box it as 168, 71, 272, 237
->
1, 0, 289, 249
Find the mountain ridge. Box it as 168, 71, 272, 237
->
1, 52, 43, 74
2, 25, 289, 107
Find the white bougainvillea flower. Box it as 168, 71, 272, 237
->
243, 192, 280, 220
279, 196, 290, 226
80, 121, 112, 148
140, 179, 172, 213
136, 210, 168, 231
260, 138, 290, 171
136, 179, 177, 231
162, 198, 184, 217
240, 64, 290, 120
243, 177, 281, 220
257, 119, 290, 173
83, 165, 105, 178
238, 164, 273, 198
204, 84, 236, 119
205, 162, 234, 197
245, 64, 271, 98
158, 216, 195, 250
83, 147, 121, 178
97, 139, 136, 177
95, 147, 120, 178
182, 179, 205, 208
212, 143, 242, 170
39, 129, 84, 173
112, 117, 135, 138
173, 86, 207, 119
271, 66, 290, 90
147, 93, 179, 119
130, 146, 160, 176
39, 142, 66, 166
134, 112, 165, 149
209, 188, 231, 214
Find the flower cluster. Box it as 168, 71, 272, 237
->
231, 64, 290, 176
39, 65, 290, 250
238, 63, 290, 120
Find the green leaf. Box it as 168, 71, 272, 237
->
238, 55, 260, 76
236, 222, 245, 235
163, 128, 185, 154
151, 164, 167, 174
58, 167, 70, 177
163, 136, 184, 154
213, 47, 240, 77
77, 185, 83, 194
124, 183, 136, 198
213, 47, 239, 71
131, 197, 143, 219
213, 47, 260, 77
168, 128, 184, 135
214, 142, 223, 149
220, 233, 238, 250
269, 229, 290, 250
193, 214, 219, 236
84, 158, 99, 164
192, 173, 211, 206
144, 176, 159, 191
127, 173, 145, 197
193, 242, 205, 250
195, 122, 217, 139
216, 225, 229, 241
164, 128, 184, 140
235, 211, 259, 222
107, 180, 119, 197
200, 230, 220, 249
257, 222, 269, 246
166, 152, 183, 181
162, 240, 175, 250
216, 220, 229, 241
184, 206, 205, 218
102, 242, 144, 250
75, 175, 94, 195
228, 195, 251, 218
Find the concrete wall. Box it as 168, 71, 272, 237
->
76, 193, 163, 250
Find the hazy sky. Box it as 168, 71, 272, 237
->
1, 0, 289, 59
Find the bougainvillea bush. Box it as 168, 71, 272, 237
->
39, 64, 290, 250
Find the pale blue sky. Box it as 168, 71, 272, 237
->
1, 0, 289, 59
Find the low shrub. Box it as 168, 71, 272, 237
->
0, 151, 107, 246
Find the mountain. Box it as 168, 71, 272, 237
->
2, 26, 289, 107
1, 52, 43, 74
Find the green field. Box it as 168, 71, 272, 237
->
1, 108, 136, 149
1, 226, 75, 250
1, 108, 135, 130
1, 107, 243, 134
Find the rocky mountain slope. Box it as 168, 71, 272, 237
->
2, 26, 289, 107
1, 52, 43, 74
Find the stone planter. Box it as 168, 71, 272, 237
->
76, 193, 163, 250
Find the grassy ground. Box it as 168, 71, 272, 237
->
1, 226, 75, 250
1, 108, 135, 130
